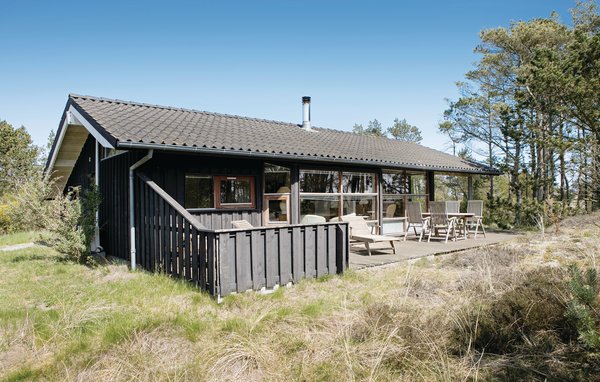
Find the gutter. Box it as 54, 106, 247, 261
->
116, 141, 501, 176
129, 150, 153, 270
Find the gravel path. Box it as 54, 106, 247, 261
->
0, 243, 35, 252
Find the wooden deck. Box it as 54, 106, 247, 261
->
349, 231, 520, 269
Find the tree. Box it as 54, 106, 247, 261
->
388, 118, 423, 143
352, 119, 386, 137
441, 1, 600, 226
0, 120, 39, 197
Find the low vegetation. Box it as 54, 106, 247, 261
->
1, 215, 599, 381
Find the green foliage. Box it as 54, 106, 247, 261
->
7, 172, 101, 263
353, 117, 423, 142
442, 2, 600, 222
46, 184, 101, 263
387, 118, 423, 143
0, 120, 39, 197
352, 118, 386, 137
565, 264, 600, 349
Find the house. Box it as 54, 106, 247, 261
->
46, 94, 498, 297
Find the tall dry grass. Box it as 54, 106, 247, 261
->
1, 212, 599, 381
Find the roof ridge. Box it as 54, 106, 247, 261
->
69, 93, 301, 128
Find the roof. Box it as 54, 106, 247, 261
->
60, 94, 499, 174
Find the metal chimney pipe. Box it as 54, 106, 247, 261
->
302, 96, 311, 130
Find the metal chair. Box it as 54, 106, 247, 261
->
404, 201, 430, 242
466, 200, 486, 238
427, 201, 458, 243
446, 200, 460, 213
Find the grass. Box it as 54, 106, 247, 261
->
1, 214, 599, 381
0, 231, 38, 247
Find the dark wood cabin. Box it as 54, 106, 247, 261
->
46, 94, 498, 298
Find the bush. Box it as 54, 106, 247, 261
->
453, 266, 600, 381
456, 267, 573, 355
42, 184, 101, 263
565, 264, 600, 350
0, 203, 10, 233
8, 173, 101, 263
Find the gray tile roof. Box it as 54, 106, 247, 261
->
68, 94, 498, 174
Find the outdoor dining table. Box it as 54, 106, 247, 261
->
421, 212, 475, 240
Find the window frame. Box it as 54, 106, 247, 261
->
213, 175, 256, 209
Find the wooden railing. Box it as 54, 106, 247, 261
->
136, 173, 217, 294
135, 173, 349, 298
215, 223, 349, 296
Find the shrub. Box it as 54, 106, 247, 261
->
0, 203, 11, 233
42, 184, 101, 263
565, 264, 600, 350
8, 173, 101, 263
456, 267, 573, 355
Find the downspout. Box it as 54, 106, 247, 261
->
129, 150, 153, 270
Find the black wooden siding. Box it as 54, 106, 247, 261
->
99, 151, 140, 259
140, 152, 264, 230
64, 134, 95, 192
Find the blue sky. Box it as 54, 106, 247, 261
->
0, 0, 575, 154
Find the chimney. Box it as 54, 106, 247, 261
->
302, 96, 311, 130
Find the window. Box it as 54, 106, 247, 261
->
300, 170, 339, 193
185, 174, 255, 209
299, 169, 377, 222
382, 171, 428, 218
342, 172, 374, 193
264, 164, 291, 225
215, 176, 255, 208
185, 175, 214, 208
264, 164, 291, 194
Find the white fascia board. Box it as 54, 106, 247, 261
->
46, 105, 115, 175
68, 106, 115, 149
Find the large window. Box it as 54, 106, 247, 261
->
299, 169, 377, 222
300, 170, 339, 193
382, 171, 427, 218
185, 174, 255, 209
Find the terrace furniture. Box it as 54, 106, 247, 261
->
342, 214, 401, 256
427, 201, 458, 243
231, 220, 254, 229
300, 214, 326, 224
446, 200, 460, 213
385, 204, 397, 218
466, 200, 486, 238
404, 201, 430, 242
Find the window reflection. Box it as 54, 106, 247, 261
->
184, 175, 214, 208
299, 170, 339, 193
264, 164, 291, 193
342, 172, 374, 193
220, 179, 251, 204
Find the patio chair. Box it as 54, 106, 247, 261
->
341, 214, 401, 256
446, 200, 461, 213
300, 214, 326, 224
385, 203, 397, 218
466, 200, 486, 238
427, 201, 458, 243
231, 220, 254, 229
404, 201, 430, 242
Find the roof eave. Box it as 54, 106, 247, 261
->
116, 141, 500, 175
